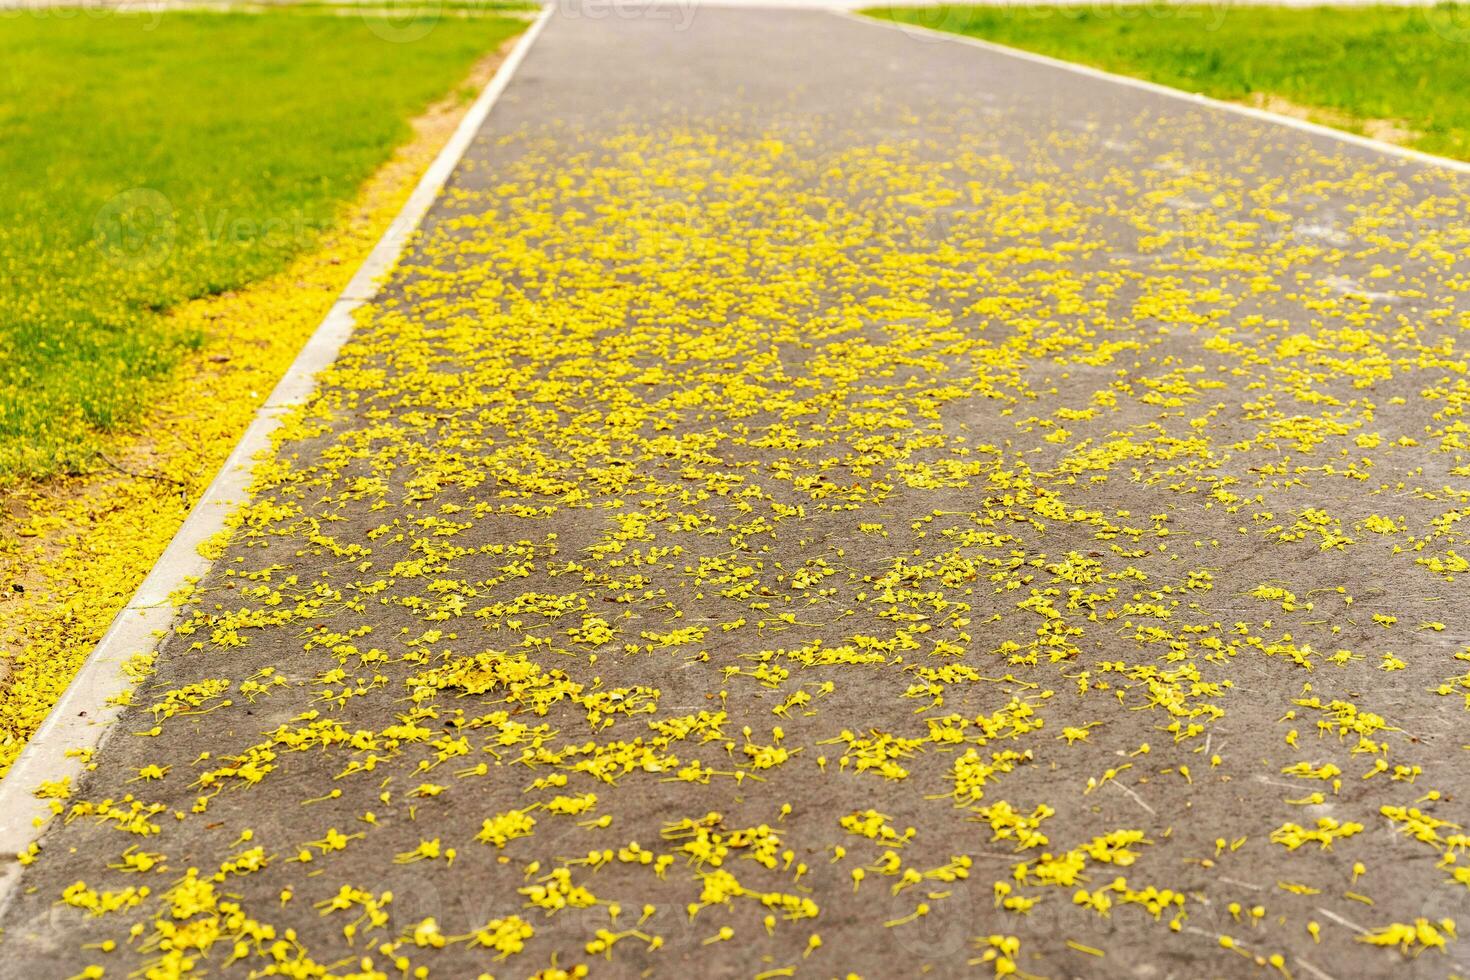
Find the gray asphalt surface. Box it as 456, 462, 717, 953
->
4, 8, 1470, 980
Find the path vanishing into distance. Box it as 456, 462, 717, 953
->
5, 7, 1470, 979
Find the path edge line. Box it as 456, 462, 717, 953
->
837, 8, 1470, 176
0, 1, 553, 907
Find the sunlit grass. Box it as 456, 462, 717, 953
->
0, 9, 524, 480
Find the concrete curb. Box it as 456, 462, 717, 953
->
0, 0, 553, 908
840, 8, 1470, 177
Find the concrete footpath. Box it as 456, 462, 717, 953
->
3, 7, 1469, 978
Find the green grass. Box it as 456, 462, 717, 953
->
866, 5, 1470, 160
0, 9, 524, 481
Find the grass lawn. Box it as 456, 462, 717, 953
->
865, 4, 1470, 162
0, 8, 527, 481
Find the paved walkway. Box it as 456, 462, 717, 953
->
6, 8, 1470, 979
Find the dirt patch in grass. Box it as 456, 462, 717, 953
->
1244, 92, 1422, 147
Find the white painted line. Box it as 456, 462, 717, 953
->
0, 1, 553, 907
838, 8, 1470, 177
